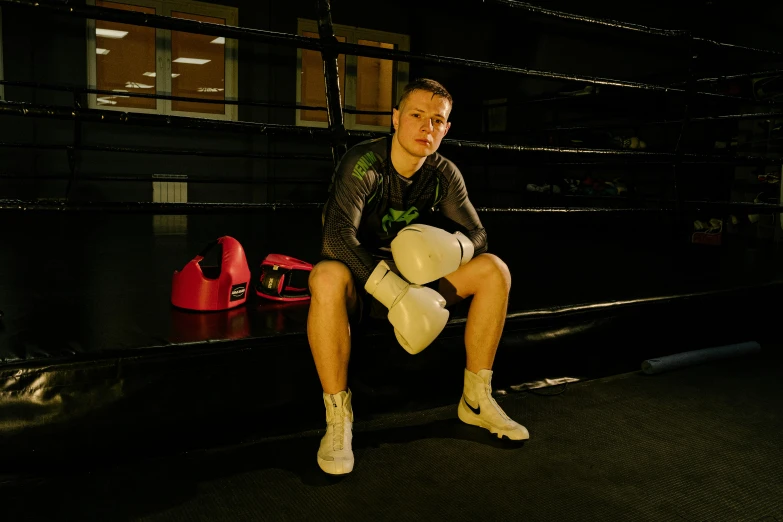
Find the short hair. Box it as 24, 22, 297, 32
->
396, 78, 453, 112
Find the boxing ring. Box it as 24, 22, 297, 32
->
1, 1, 782, 519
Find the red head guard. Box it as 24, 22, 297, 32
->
171, 236, 251, 311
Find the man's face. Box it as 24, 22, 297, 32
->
392, 90, 452, 159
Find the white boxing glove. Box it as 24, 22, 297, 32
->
364, 261, 449, 355
390, 224, 474, 285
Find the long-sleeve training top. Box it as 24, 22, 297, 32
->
320, 136, 487, 288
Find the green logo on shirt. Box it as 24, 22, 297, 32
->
352, 152, 378, 180
382, 206, 420, 232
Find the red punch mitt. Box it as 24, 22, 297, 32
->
256, 254, 313, 302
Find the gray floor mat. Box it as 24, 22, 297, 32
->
3, 349, 781, 522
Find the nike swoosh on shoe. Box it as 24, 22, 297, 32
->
463, 396, 480, 415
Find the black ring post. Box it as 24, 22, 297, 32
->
66, 91, 82, 201
672, 35, 696, 244
316, 0, 347, 168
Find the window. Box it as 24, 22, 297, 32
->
296, 19, 409, 131
86, 0, 238, 120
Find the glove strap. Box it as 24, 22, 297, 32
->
365, 261, 408, 309
455, 232, 475, 265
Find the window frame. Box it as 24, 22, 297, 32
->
86, 0, 238, 121
295, 18, 410, 132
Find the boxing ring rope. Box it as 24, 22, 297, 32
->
486, 0, 686, 38
0, 100, 339, 137
695, 69, 783, 84
0, 79, 389, 117
0, 79, 324, 112
486, 0, 783, 57
5, 78, 781, 135
0, 141, 333, 161
0, 198, 779, 215
537, 111, 783, 133
472, 95, 782, 133
0, 174, 328, 185
2, 101, 782, 167
0, 0, 781, 221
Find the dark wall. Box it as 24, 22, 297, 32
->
1, 0, 782, 206
0, 0, 328, 204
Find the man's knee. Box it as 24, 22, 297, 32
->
309, 260, 355, 299
475, 253, 511, 289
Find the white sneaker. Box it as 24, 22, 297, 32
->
317, 389, 354, 475
458, 368, 530, 441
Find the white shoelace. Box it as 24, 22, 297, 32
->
328, 396, 347, 450
331, 415, 345, 450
